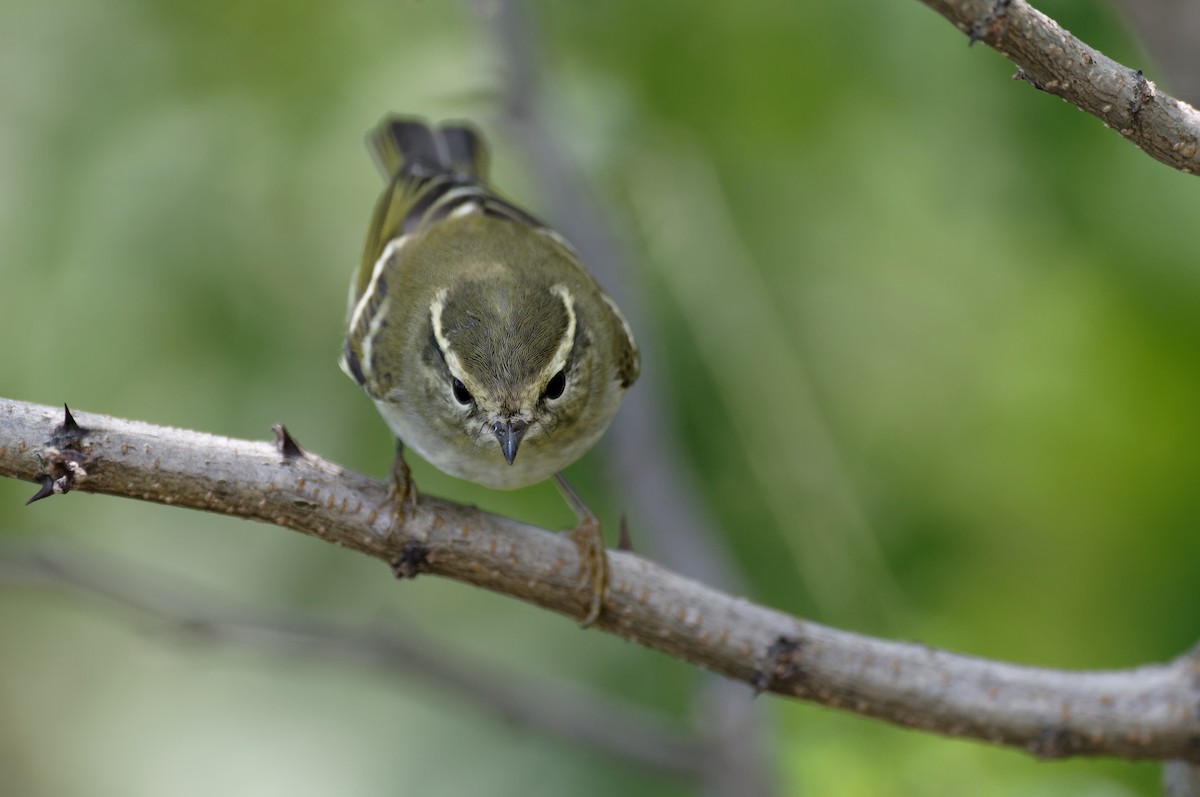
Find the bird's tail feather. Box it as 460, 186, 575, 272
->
367, 116, 489, 182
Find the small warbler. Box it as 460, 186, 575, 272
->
341, 116, 639, 625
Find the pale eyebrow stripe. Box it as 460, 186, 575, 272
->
429, 287, 469, 384
542, 284, 577, 381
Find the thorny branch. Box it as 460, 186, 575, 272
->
919, 0, 1200, 173
2, 397, 1199, 764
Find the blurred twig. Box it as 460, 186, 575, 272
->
4, 398, 1200, 763
485, 3, 772, 796
623, 134, 909, 624
919, 0, 1200, 174
0, 543, 707, 776
1164, 761, 1200, 797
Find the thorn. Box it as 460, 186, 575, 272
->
25, 476, 56, 505
617, 514, 633, 552
52, 404, 88, 446
272, 424, 306, 460
1012, 68, 1046, 92
1128, 68, 1153, 116
390, 540, 430, 579
61, 404, 81, 433
27, 448, 93, 504
753, 635, 806, 696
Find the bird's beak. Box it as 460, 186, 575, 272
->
493, 418, 529, 466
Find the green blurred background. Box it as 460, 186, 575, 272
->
2, 0, 1198, 794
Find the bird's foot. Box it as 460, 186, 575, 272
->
554, 473, 608, 628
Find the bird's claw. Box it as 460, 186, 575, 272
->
555, 473, 608, 628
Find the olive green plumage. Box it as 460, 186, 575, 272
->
342, 116, 638, 489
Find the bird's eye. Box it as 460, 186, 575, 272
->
451, 378, 473, 405
543, 370, 567, 400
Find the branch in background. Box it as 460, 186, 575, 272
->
488, 0, 744, 594
1164, 760, 1200, 797
0, 544, 706, 777
3, 397, 1200, 763
919, 0, 1200, 174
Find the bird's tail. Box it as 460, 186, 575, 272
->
367, 116, 489, 182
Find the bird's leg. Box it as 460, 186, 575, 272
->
386, 439, 419, 530
554, 473, 607, 628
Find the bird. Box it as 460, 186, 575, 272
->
341, 116, 639, 625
